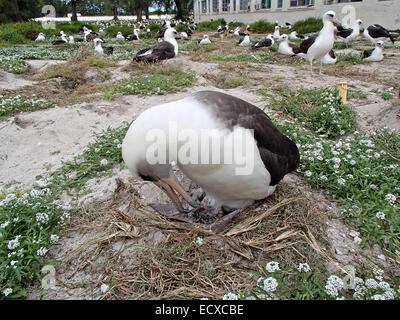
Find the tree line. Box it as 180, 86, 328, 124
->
0, 0, 193, 24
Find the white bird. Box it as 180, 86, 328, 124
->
68, 35, 75, 43
273, 26, 280, 40
116, 32, 126, 40
199, 34, 212, 45
289, 31, 307, 41
278, 34, 301, 56
135, 28, 179, 62
94, 38, 104, 55
298, 11, 338, 75
336, 19, 363, 47
362, 40, 384, 62
238, 34, 250, 46
180, 31, 189, 40
321, 50, 337, 64
121, 91, 299, 228
233, 27, 241, 36
35, 32, 45, 41
252, 34, 274, 49
363, 24, 395, 44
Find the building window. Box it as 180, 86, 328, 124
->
240, 0, 249, 10
261, 0, 271, 9
201, 0, 207, 13
291, 0, 314, 6
222, 0, 230, 11
212, 0, 219, 12
278, 0, 283, 8
324, 0, 362, 3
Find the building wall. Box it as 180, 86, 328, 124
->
194, 0, 400, 30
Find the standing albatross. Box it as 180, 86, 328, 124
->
298, 11, 338, 75
134, 28, 178, 63
122, 91, 300, 229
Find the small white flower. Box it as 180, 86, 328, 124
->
265, 261, 280, 273
100, 159, 108, 166
261, 277, 279, 293
304, 170, 312, 177
353, 236, 362, 245
375, 211, 385, 220
337, 177, 346, 186
371, 294, 386, 300
365, 278, 378, 289
36, 247, 48, 257
297, 262, 311, 273
195, 237, 203, 246
100, 284, 110, 293
50, 234, 59, 243
1, 221, 9, 228
222, 292, 238, 300
385, 193, 396, 204
2, 288, 12, 297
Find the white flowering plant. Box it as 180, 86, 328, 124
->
0, 187, 70, 299
270, 87, 356, 138
0, 94, 56, 118
277, 120, 400, 254
249, 261, 399, 300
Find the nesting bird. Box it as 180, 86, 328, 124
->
134, 27, 179, 63
273, 26, 281, 40
35, 32, 45, 41
278, 34, 301, 56
362, 40, 384, 62
199, 34, 212, 45
252, 34, 274, 49
238, 34, 251, 46
321, 50, 337, 65
121, 91, 300, 229
289, 31, 306, 41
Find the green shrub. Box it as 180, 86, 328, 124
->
196, 19, 226, 31
250, 20, 275, 34
104, 25, 134, 38
292, 17, 322, 34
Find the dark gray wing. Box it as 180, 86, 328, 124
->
300, 35, 317, 54
362, 48, 373, 59
192, 91, 300, 185
337, 28, 353, 38
369, 24, 395, 43
288, 42, 301, 55
135, 41, 175, 62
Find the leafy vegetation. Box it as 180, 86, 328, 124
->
0, 95, 56, 118
270, 87, 356, 138
250, 20, 275, 34
292, 17, 323, 35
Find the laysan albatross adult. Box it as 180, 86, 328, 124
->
252, 34, 274, 49
298, 11, 338, 75
134, 28, 178, 63
121, 91, 300, 229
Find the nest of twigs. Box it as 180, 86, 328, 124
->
56, 175, 334, 299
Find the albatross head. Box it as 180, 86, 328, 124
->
279, 34, 288, 42
376, 40, 384, 49
323, 11, 338, 25
164, 28, 179, 55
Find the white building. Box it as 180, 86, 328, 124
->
193, 0, 400, 30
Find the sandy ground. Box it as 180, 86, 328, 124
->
1, 39, 399, 299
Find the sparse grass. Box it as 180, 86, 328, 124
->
371, 88, 394, 100
103, 65, 197, 99
0, 94, 56, 118
224, 74, 248, 88
205, 53, 269, 63
337, 53, 368, 65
